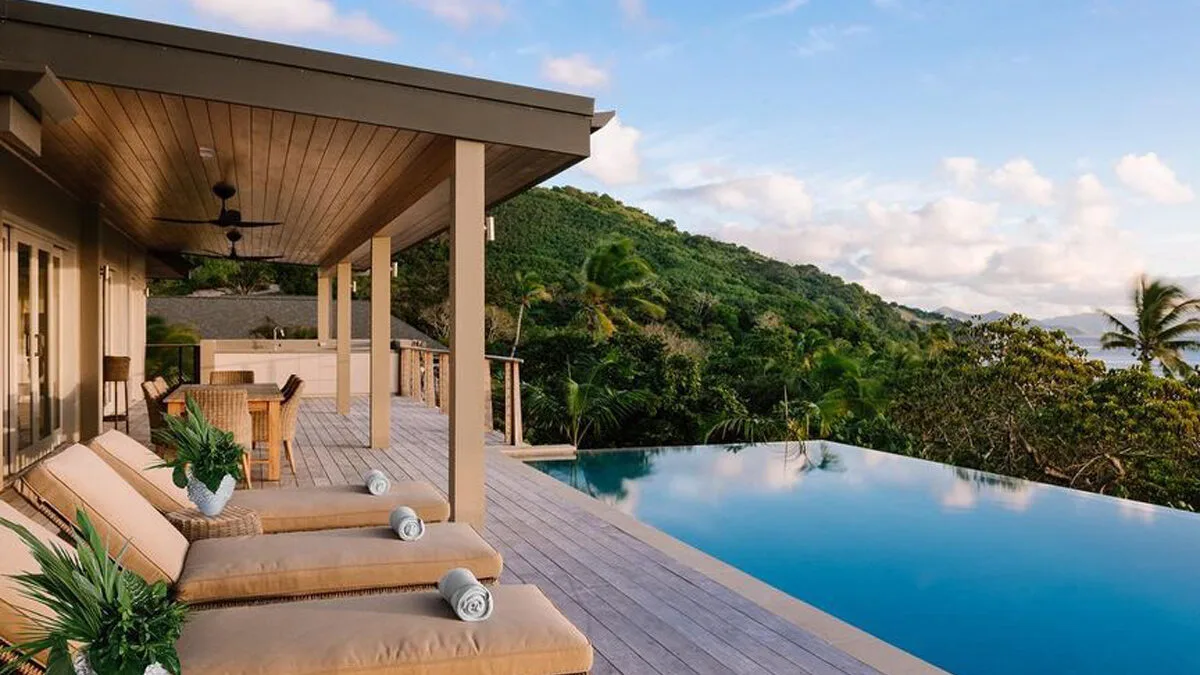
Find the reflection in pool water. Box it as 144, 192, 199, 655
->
533, 442, 1200, 675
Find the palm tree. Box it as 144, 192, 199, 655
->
575, 238, 667, 341
1100, 275, 1200, 376
511, 271, 551, 357
524, 356, 650, 448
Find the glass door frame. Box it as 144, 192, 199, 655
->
4, 223, 65, 478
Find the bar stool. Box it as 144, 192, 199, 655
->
102, 355, 131, 433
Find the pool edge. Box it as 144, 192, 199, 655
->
502, 451, 951, 675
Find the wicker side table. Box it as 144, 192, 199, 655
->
165, 505, 263, 541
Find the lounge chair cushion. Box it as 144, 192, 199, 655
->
89, 430, 452, 533
176, 585, 593, 675
89, 430, 191, 513
21, 444, 188, 584
174, 523, 502, 604
0, 500, 60, 665
229, 483, 451, 532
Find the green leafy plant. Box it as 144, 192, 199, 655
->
0, 509, 188, 674
150, 395, 245, 492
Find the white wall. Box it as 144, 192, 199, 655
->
213, 350, 400, 397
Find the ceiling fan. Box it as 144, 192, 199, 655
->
153, 182, 281, 228
186, 229, 284, 262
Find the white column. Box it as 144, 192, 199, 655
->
370, 236, 391, 449
448, 139, 487, 528
336, 260, 352, 415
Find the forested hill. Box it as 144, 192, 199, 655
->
394, 186, 934, 350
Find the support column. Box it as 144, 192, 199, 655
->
448, 139, 487, 529
317, 267, 332, 345
78, 206, 103, 440
370, 236, 391, 449
336, 261, 352, 415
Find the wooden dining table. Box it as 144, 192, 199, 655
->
163, 383, 285, 481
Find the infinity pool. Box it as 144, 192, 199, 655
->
532, 443, 1200, 675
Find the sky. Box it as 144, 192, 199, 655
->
48, 0, 1200, 317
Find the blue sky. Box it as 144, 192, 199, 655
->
51, 0, 1200, 316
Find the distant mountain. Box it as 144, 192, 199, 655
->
934, 307, 1130, 337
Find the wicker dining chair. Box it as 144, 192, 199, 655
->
141, 381, 170, 457
253, 379, 305, 476
209, 370, 255, 385
187, 386, 254, 489
282, 374, 301, 399
153, 375, 171, 394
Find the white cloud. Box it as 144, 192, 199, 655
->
189, 0, 392, 42
1115, 152, 1194, 204
581, 116, 642, 186
661, 173, 815, 227
747, 0, 809, 20
407, 0, 506, 28
941, 156, 980, 189
540, 54, 610, 90
988, 158, 1054, 206
795, 24, 870, 57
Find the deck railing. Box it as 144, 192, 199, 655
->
145, 343, 201, 384
398, 344, 525, 447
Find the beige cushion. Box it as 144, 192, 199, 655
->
175, 523, 502, 605
229, 483, 450, 533
89, 430, 190, 513
21, 444, 188, 584
0, 500, 64, 665
88, 430, 451, 533
177, 585, 593, 675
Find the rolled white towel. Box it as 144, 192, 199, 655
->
363, 469, 390, 496
438, 568, 493, 622
388, 505, 425, 541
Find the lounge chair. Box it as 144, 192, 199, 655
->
0, 501, 593, 675
89, 429, 451, 531
18, 445, 502, 607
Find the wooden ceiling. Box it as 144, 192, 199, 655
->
33, 80, 578, 268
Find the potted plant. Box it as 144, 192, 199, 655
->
150, 395, 246, 516
0, 509, 188, 674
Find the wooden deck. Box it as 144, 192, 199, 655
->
7, 397, 901, 675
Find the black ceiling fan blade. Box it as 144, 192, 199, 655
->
236, 254, 286, 261
181, 250, 234, 260
232, 221, 284, 228
153, 217, 220, 225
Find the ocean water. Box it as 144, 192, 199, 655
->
1073, 335, 1200, 370
534, 443, 1200, 675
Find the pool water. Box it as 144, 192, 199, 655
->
532, 443, 1200, 675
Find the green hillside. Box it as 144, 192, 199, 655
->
396, 186, 931, 351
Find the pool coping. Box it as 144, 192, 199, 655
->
503, 451, 951, 675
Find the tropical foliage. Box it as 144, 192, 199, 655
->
0, 509, 187, 674
148, 187, 1200, 510
150, 396, 246, 492
1100, 274, 1200, 376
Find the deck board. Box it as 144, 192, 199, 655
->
5, 396, 887, 675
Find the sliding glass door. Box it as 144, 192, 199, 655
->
5, 227, 63, 477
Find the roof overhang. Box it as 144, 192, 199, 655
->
0, 1, 601, 266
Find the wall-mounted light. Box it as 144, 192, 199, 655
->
100, 264, 112, 281
485, 215, 496, 242
351, 279, 358, 294
144, 287, 151, 298
391, 261, 399, 278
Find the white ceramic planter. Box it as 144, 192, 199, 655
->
74, 651, 170, 675
186, 473, 236, 516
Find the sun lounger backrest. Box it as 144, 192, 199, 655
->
0, 500, 66, 666
21, 444, 188, 584
89, 430, 191, 513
